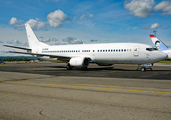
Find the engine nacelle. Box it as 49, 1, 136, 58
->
69, 57, 89, 67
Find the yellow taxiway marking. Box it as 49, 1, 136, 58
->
0, 80, 171, 94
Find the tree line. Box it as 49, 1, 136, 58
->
0, 57, 32, 61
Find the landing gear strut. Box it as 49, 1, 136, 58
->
66, 63, 73, 70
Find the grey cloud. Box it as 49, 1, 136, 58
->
39, 37, 58, 43
40, 38, 51, 42
154, 1, 171, 15
79, 13, 94, 20
142, 26, 149, 29
124, 0, 154, 18
9, 17, 24, 27
6, 39, 28, 46
25, 18, 47, 30
39, 36, 44, 39
90, 39, 98, 42
124, 0, 171, 18
142, 23, 162, 30
7, 39, 21, 44
54, 43, 67, 45
150, 23, 161, 29
52, 38, 58, 41
0, 50, 6, 53
47, 9, 70, 28
9, 17, 47, 31
62, 37, 83, 44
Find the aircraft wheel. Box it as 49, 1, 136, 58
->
141, 67, 146, 72
66, 64, 73, 70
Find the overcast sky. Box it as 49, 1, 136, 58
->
0, 0, 171, 56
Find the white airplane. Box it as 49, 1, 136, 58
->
149, 34, 171, 59
4, 24, 167, 71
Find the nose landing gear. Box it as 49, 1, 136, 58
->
137, 63, 153, 72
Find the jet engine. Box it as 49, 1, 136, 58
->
69, 57, 89, 68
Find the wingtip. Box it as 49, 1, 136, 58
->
149, 34, 155, 37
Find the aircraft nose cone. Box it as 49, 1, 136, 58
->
160, 51, 168, 60
150, 51, 168, 63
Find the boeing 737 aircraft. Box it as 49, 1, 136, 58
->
150, 34, 171, 59
4, 24, 167, 71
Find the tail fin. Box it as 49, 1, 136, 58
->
25, 24, 49, 49
149, 34, 169, 51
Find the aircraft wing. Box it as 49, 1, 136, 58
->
4, 45, 31, 51
8, 51, 71, 61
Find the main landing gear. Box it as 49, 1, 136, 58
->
66, 63, 73, 70
137, 63, 153, 72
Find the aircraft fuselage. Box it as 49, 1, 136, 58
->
35, 43, 167, 65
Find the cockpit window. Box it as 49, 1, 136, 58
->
146, 48, 158, 51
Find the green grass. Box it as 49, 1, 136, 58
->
157, 61, 171, 63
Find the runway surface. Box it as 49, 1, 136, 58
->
0, 62, 171, 120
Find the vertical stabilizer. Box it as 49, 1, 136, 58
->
149, 34, 169, 51
25, 24, 49, 49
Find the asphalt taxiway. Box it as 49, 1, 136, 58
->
0, 62, 171, 120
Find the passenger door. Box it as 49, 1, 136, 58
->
134, 46, 139, 57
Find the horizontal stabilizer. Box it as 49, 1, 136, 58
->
4, 45, 31, 50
